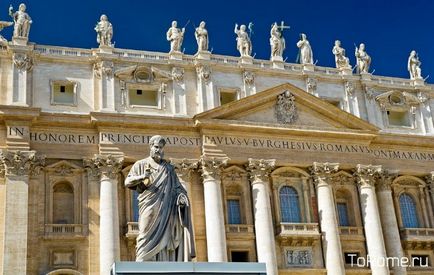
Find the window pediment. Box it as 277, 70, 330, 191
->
375, 90, 425, 111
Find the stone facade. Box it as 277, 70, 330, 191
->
0, 38, 434, 275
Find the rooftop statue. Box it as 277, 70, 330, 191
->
195, 21, 209, 52
125, 135, 195, 261
408, 50, 422, 80
9, 3, 32, 38
332, 40, 351, 69
296, 33, 313, 64
355, 43, 371, 74
166, 21, 185, 53
270, 22, 288, 60
94, 14, 113, 47
234, 23, 252, 57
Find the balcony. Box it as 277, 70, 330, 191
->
126, 222, 139, 239
339, 226, 365, 241
400, 228, 434, 249
44, 224, 85, 239
276, 223, 321, 246
225, 224, 255, 240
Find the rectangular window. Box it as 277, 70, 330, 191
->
132, 190, 139, 222
344, 252, 359, 265
128, 89, 158, 107
51, 81, 76, 105
387, 110, 411, 127
337, 203, 350, 226
227, 199, 241, 224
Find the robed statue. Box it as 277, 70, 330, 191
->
125, 135, 196, 261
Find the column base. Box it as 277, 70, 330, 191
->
169, 51, 183, 60
194, 51, 211, 60
12, 36, 28, 46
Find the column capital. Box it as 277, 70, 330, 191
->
247, 158, 275, 183
83, 154, 123, 180
310, 162, 339, 185
200, 156, 229, 182
93, 60, 114, 79
0, 150, 45, 177
354, 164, 382, 187
425, 172, 434, 185
170, 158, 199, 180
377, 169, 399, 191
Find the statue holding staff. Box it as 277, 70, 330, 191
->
125, 135, 195, 261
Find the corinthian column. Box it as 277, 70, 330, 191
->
84, 154, 123, 275
311, 162, 345, 275
247, 158, 277, 275
200, 156, 228, 262
355, 164, 389, 275
0, 150, 45, 275
377, 171, 406, 275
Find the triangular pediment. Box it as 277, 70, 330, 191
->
194, 83, 379, 132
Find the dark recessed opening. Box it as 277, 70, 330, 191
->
137, 89, 143, 95
344, 252, 359, 265
60, 85, 65, 93
231, 251, 249, 262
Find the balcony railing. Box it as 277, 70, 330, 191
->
276, 223, 321, 245
126, 222, 139, 239
225, 224, 255, 240
339, 226, 365, 241
44, 224, 84, 238
277, 222, 320, 235
339, 226, 363, 235
226, 224, 254, 234
400, 228, 434, 240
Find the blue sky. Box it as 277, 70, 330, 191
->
2, 0, 433, 81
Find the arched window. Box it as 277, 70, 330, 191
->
53, 182, 74, 224
399, 193, 419, 228
279, 186, 301, 222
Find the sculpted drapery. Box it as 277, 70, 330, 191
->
125, 135, 195, 262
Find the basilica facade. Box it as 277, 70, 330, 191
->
0, 15, 434, 275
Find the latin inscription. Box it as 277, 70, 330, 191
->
204, 135, 434, 162
7, 127, 434, 162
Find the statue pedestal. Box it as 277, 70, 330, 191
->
271, 56, 284, 69
239, 55, 253, 65
360, 72, 371, 81
169, 51, 183, 61
339, 67, 353, 76
12, 36, 28, 46
412, 77, 425, 86
99, 45, 114, 54
194, 51, 211, 60
302, 63, 314, 72
111, 262, 266, 275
